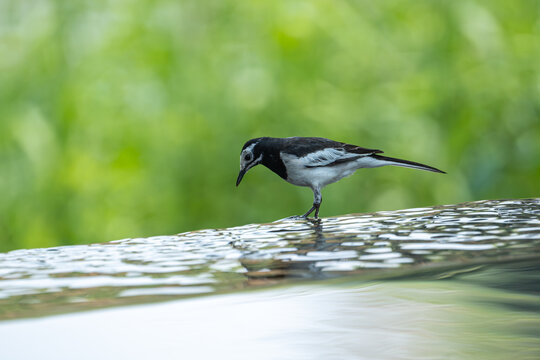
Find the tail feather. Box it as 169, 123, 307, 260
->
371, 154, 446, 174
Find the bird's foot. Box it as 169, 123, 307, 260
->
278, 214, 317, 221
305, 217, 321, 224
283, 215, 321, 223
281, 215, 306, 221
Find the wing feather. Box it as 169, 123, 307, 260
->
302, 148, 365, 168
282, 137, 382, 156
280, 137, 383, 168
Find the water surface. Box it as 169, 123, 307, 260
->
0, 199, 539, 320
0, 260, 539, 360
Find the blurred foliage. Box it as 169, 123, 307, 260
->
0, 0, 539, 251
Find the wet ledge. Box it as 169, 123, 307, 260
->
1, 198, 539, 320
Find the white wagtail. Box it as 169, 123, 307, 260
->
236, 137, 445, 219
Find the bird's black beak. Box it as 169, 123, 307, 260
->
236, 168, 246, 187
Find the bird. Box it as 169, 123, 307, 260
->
236, 137, 445, 219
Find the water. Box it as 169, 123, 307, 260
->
0, 199, 539, 320
0, 199, 539, 358
0, 261, 539, 359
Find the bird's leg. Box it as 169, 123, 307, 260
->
301, 205, 316, 218
314, 202, 321, 219
313, 188, 322, 219
301, 188, 322, 219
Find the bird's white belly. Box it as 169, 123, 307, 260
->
282, 154, 359, 188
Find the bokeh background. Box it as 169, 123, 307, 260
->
1, 0, 539, 251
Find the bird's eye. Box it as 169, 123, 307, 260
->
244, 154, 252, 162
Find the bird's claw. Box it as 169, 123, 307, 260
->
281, 215, 320, 222
281, 215, 306, 220
305, 217, 321, 224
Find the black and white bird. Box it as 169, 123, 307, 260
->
236, 137, 445, 219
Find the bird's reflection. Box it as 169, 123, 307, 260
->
241, 218, 336, 284
305, 218, 326, 248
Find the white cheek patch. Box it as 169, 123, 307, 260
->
240, 143, 259, 168
245, 154, 263, 170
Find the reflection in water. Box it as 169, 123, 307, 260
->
0, 199, 539, 320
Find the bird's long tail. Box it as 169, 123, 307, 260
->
371, 154, 446, 174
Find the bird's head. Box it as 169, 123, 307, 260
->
236, 138, 265, 186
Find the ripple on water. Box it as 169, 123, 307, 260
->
0, 199, 540, 319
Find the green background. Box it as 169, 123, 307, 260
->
1, 0, 539, 251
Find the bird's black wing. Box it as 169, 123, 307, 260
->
282, 137, 381, 156
342, 143, 383, 155
282, 137, 383, 168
